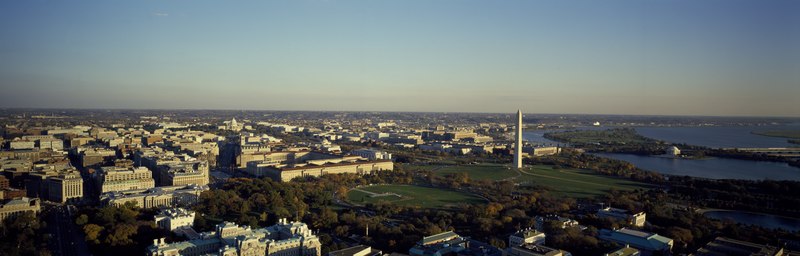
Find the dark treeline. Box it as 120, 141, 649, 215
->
534, 151, 800, 219
544, 128, 666, 155
73, 202, 172, 256
0, 212, 51, 256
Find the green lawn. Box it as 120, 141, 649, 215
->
433, 164, 518, 181
422, 163, 650, 198
516, 165, 651, 198
347, 184, 486, 209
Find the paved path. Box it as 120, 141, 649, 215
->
517, 167, 607, 187
351, 187, 401, 198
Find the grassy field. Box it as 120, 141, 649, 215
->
516, 165, 651, 198
347, 184, 486, 209
425, 163, 650, 198
433, 164, 518, 181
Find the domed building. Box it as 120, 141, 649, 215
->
220, 118, 243, 132
666, 146, 681, 156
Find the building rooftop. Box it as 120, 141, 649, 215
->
421, 231, 460, 245
599, 228, 673, 252
512, 228, 544, 239
514, 244, 563, 256
1, 197, 39, 208
606, 246, 641, 256
693, 237, 785, 256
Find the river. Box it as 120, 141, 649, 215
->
594, 153, 800, 181
703, 210, 800, 232
525, 125, 800, 148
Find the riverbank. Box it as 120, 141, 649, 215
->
594, 152, 800, 181
699, 208, 800, 232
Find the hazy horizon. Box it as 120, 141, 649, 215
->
6, 106, 800, 119
1, 0, 798, 117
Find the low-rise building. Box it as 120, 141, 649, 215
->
505, 244, 567, 256
522, 146, 560, 157
0, 197, 40, 222
350, 149, 392, 161
410, 231, 467, 256
692, 237, 787, 256
148, 218, 321, 256
328, 245, 383, 256
245, 151, 393, 182
534, 215, 581, 231
598, 228, 673, 256
606, 246, 641, 256
509, 228, 546, 247
597, 207, 646, 227
154, 208, 196, 231
101, 184, 208, 208
410, 231, 502, 256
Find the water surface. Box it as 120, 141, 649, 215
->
704, 210, 800, 232
594, 153, 800, 181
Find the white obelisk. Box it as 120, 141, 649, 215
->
514, 109, 523, 169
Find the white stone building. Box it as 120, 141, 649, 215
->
148, 218, 321, 256
155, 208, 196, 231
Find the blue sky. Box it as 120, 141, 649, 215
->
1, 0, 798, 116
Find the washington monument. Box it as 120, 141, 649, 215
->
514, 109, 523, 169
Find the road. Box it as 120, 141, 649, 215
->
48, 205, 90, 256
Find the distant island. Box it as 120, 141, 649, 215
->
751, 130, 800, 145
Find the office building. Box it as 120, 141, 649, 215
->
79, 147, 117, 167
9, 139, 35, 150
45, 169, 84, 203
95, 166, 155, 193
158, 161, 210, 187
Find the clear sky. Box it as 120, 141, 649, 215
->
1, 0, 798, 116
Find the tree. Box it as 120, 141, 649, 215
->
336, 186, 349, 201
104, 224, 137, 246
83, 224, 104, 244
75, 214, 89, 226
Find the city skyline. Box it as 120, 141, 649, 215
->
1, 0, 798, 117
